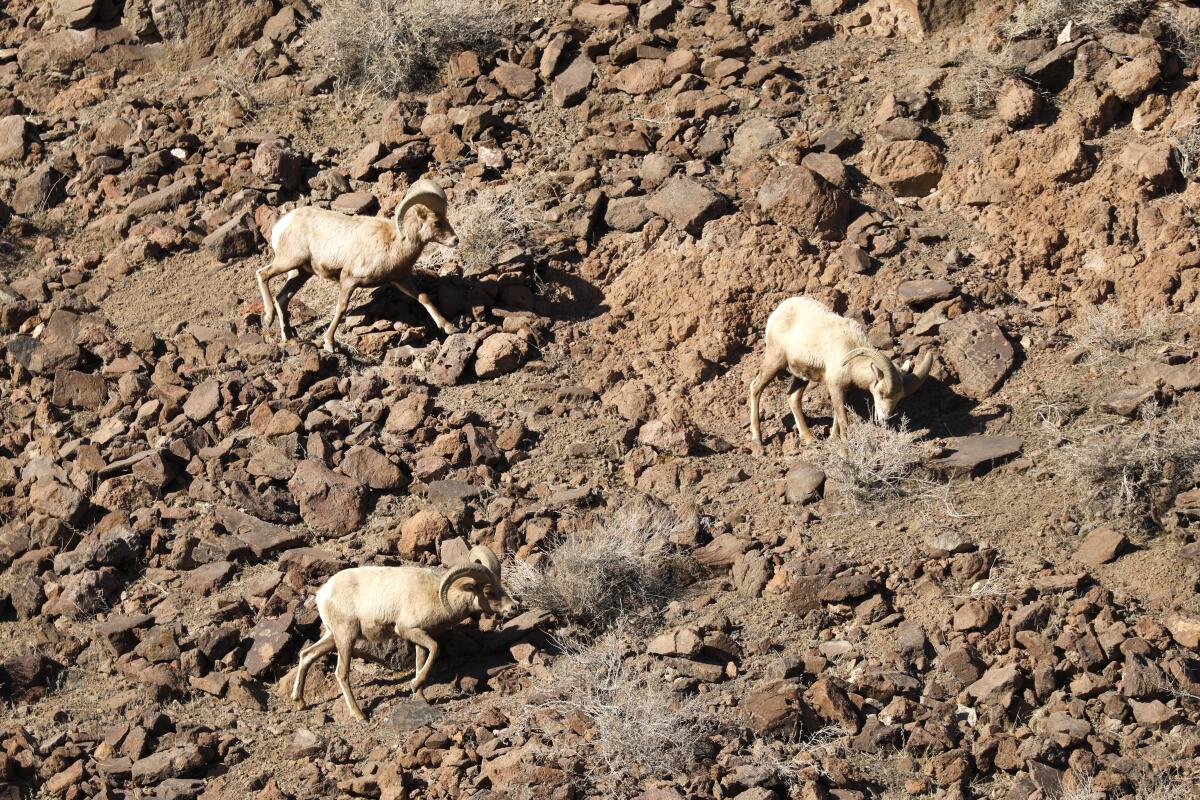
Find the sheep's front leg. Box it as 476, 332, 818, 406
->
323, 283, 355, 353
828, 383, 850, 439
392, 278, 458, 335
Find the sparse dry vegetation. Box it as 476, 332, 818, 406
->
534, 631, 713, 792
1070, 305, 1170, 366
1057, 408, 1200, 526
507, 500, 695, 630
305, 0, 520, 95
815, 419, 928, 511
1157, 4, 1200, 66
1003, 0, 1153, 38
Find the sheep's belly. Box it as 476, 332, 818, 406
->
359, 621, 393, 642
786, 360, 823, 383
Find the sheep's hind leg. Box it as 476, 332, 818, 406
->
256, 260, 303, 333
332, 632, 366, 721
273, 269, 311, 341
392, 277, 458, 335
292, 632, 335, 706
787, 377, 816, 444
748, 352, 786, 444
323, 283, 355, 353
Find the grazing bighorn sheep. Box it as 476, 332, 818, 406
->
257, 179, 460, 353
292, 545, 517, 721
748, 296, 933, 444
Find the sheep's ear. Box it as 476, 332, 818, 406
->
901, 358, 913, 372
869, 363, 884, 381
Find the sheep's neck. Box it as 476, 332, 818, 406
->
393, 213, 430, 265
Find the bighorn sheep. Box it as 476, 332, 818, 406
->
257, 179, 460, 353
748, 296, 933, 444
292, 545, 517, 721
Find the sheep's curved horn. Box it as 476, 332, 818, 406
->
439, 564, 496, 610
843, 347, 899, 397
902, 351, 934, 397
468, 545, 501, 579
395, 178, 447, 225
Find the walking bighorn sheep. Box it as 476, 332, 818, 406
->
257, 179, 460, 353
292, 545, 517, 721
749, 296, 933, 444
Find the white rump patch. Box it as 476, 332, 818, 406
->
270, 209, 296, 251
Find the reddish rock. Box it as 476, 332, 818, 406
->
865, 140, 944, 196
645, 175, 728, 235
398, 509, 453, 556
288, 459, 366, 534
1076, 526, 1127, 567
51, 368, 106, 409
757, 164, 850, 240
474, 333, 526, 379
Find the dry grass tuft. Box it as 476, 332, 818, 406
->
506, 499, 695, 631
1056, 408, 1200, 526
815, 419, 928, 511
1170, 125, 1200, 181
1070, 305, 1170, 366
535, 631, 712, 792
1003, 0, 1153, 38
305, 0, 522, 95
944, 48, 1022, 114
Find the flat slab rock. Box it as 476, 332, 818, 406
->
898, 278, 954, 306
941, 313, 1016, 399
930, 435, 1023, 477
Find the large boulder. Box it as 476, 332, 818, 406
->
150, 0, 275, 58
644, 176, 728, 235
865, 140, 944, 196
757, 164, 850, 240
12, 165, 67, 215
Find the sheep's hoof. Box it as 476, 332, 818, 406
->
323, 341, 337, 354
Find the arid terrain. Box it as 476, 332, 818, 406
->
2, 0, 1200, 798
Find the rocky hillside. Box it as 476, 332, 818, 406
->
2, 0, 1200, 798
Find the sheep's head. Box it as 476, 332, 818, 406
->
843, 348, 934, 423
397, 179, 458, 248
439, 546, 517, 619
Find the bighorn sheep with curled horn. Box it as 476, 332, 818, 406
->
292, 545, 517, 721
257, 179, 460, 353
749, 296, 933, 444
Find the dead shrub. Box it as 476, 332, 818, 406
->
814, 419, 928, 511
305, 0, 522, 95
1003, 0, 1154, 38
428, 174, 555, 277
535, 631, 712, 792
1070, 305, 1170, 366
506, 499, 695, 631
1056, 408, 1200, 526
